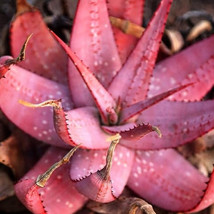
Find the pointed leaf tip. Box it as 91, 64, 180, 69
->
15, 33, 33, 62
152, 126, 162, 138
19, 99, 62, 109
50, 30, 117, 125
107, 133, 121, 142
15, 147, 87, 213
109, 0, 173, 105
20, 99, 76, 147
0, 34, 32, 78
36, 145, 80, 187
120, 83, 194, 123
74, 136, 121, 203
120, 124, 156, 141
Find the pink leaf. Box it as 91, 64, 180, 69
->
20, 100, 110, 149
70, 149, 107, 181
11, 1, 68, 83
51, 31, 117, 124
148, 35, 214, 101
103, 122, 156, 141
0, 59, 72, 147
127, 149, 207, 211
69, 0, 121, 106
108, 0, 172, 106
64, 107, 110, 149
16, 180, 46, 214
120, 83, 193, 123
189, 170, 214, 213
107, 0, 144, 24
15, 147, 87, 214
107, 0, 145, 63
71, 145, 134, 202
102, 123, 136, 134
121, 100, 214, 149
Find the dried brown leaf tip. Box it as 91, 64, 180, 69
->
6, 34, 32, 65
110, 16, 144, 38
36, 145, 80, 187
87, 196, 155, 214
186, 20, 212, 42
0, 34, 32, 78
16, 0, 35, 15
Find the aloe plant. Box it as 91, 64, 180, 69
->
1, 0, 214, 213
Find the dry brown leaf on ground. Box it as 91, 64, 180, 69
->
0, 166, 14, 201
202, 130, 214, 148
0, 132, 26, 178
87, 196, 155, 214
188, 147, 214, 176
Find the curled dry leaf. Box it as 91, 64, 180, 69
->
0, 166, 14, 201
178, 130, 214, 177
178, 129, 214, 159
0, 133, 25, 178
188, 147, 214, 177
87, 196, 155, 214
0, 129, 43, 179
202, 129, 214, 149
110, 16, 144, 38
163, 29, 184, 54
177, 137, 206, 158
110, 16, 184, 55
186, 20, 212, 42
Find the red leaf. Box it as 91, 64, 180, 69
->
20, 99, 110, 149
190, 169, 214, 212
51, 31, 117, 124
148, 35, 214, 101
15, 147, 87, 214
107, 0, 144, 24
108, 0, 172, 106
70, 149, 107, 181
0, 57, 13, 79
15, 180, 46, 214
68, 0, 121, 106
11, 0, 68, 83
0, 60, 72, 147
72, 145, 134, 202
127, 149, 207, 211
108, 0, 145, 63
121, 100, 214, 150
120, 83, 193, 123
103, 122, 156, 141
61, 106, 110, 149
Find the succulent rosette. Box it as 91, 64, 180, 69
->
1, 0, 214, 213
